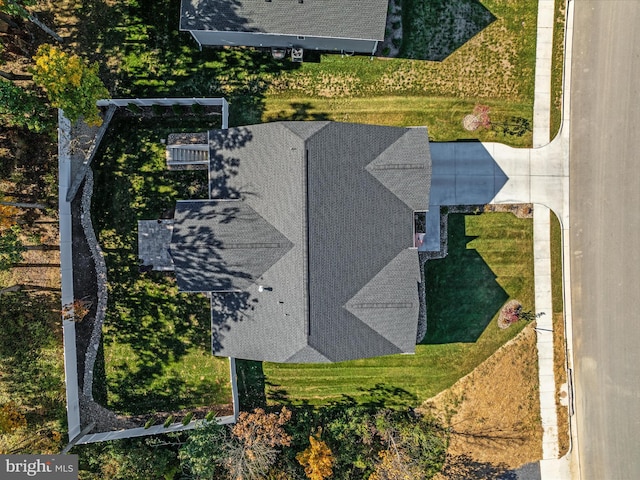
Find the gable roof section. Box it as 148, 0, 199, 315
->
304, 122, 427, 361
171, 200, 293, 292
180, 0, 389, 41
366, 128, 432, 210
175, 121, 430, 362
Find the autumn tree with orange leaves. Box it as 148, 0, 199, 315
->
297, 434, 335, 480
225, 407, 292, 480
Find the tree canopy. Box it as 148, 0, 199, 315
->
0, 0, 35, 18
31, 44, 108, 125
0, 81, 52, 132
0, 226, 24, 270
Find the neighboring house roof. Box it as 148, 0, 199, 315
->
171, 121, 431, 363
180, 0, 389, 41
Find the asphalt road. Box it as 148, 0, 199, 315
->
569, 1, 640, 479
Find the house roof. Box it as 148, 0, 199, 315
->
180, 0, 389, 41
172, 121, 431, 363
171, 201, 293, 292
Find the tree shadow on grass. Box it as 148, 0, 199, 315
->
441, 454, 522, 480
0, 291, 67, 428
423, 213, 509, 344
67, 0, 300, 125
90, 116, 239, 415
263, 102, 331, 123
266, 381, 416, 410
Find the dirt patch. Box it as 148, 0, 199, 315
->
420, 324, 542, 471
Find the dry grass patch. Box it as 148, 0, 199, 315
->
421, 324, 542, 471
550, 210, 570, 456
554, 312, 570, 457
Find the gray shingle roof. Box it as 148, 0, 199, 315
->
173, 121, 431, 363
171, 200, 293, 292
180, 0, 389, 41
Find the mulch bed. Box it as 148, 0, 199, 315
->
71, 181, 99, 395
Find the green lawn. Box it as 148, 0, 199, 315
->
263, 212, 534, 407
550, 210, 563, 314
263, 0, 538, 146
91, 114, 232, 415
64, 0, 539, 143
0, 291, 66, 453
263, 96, 534, 146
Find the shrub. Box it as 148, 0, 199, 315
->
127, 103, 141, 114
498, 299, 523, 329
182, 412, 194, 426
191, 103, 205, 115
163, 415, 174, 428
151, 104, 164, 116
205, 411, 216, 422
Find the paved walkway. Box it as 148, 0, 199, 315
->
533, 0, 556, 147
426, 0, 577, 477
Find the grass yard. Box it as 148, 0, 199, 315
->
550, 0, 567, 139
263, 0, 538, 146
91, 114, 232, 415
0, 291, 66, 453
550, 210, 570, 455
263, 96, 533, 146
51, 0, 539, 144
264, 212, 534, 407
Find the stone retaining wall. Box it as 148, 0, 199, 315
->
80, 168, 108, 400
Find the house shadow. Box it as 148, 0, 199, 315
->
423, 213, 509, 344
380, 0, 496, 60
235, 359, 267, 410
